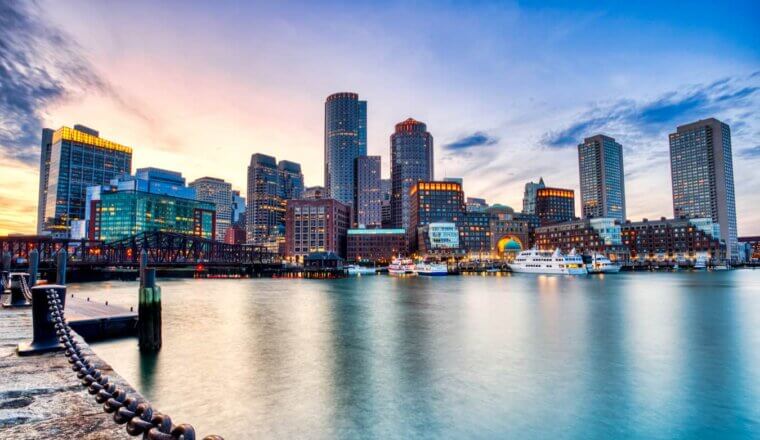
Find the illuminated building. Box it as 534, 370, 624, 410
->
303, 186, 325, 200
231, 190, 246, 227
409, 181, 464, 255
463, 210, 491, 257
578, 135, 626, 222
381, 179, 392, 227
486, 205, 530, 259
354, 156, 382, 227
669, 118, 739, 261
391, 118, 434, 229
347, 228, 406, 263
285, 199, 351, 260
739, 237, 760, 262
535, 218, 627, 261
39, 125, 132, 237
622, 217, 725, 265
190, 177, 232, 241
278, 160, 304, 200
324, 92, 367, 206
522, 178, 545, 215
535, 187, 575, 225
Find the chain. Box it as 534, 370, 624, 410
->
45, 289, 223, 440
20, 276, 33, 302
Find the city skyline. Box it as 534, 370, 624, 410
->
1, 1, 759, 236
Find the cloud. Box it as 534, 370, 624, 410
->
542, 72, 760, 148
443, 131, 499, 150
740, 145, 760, 158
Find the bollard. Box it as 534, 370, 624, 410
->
2, 273, 31, 308
56, 248, 68, 285
138, 268, 162, 352
17, 285, 67, 356
139, 249, 148, 287
29, 248, 39, 287
2, 251, 10, 272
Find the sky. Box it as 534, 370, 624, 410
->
1, 0, 759, 235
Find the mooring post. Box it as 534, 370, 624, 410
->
56, 248, 68, 285
29, 248, 39, 287
139, 249, 148, 287
3, 274, 31, 308
17, 285, 67, 355
138, 267, 162, 352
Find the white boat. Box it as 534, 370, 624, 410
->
508, 247, 588, 275
693, 256, 707, 270
415, 262, 448, 276
712, 264, 730, 271
586, 253, 621, 274
346, 265, 377, 275
388, 257, 416, 276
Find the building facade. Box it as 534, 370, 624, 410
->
578, 135, 626, 222
278, 160, 304, 200
391, 118, 434, 230
669, 118, 739, 261
354, 155, 382, 227
39, 126, 132, 236
522, 178, 545, 215
409, 181, 464, 254
462, 210, 491, 257
189, 177, 232, 241
535, 187, 575, 225
739, 236, 760, 262
346, 228, 406, 263
246, 154, 282, 248
324, 92, 367, 206
303, 186, 325, 200
37, 128, 54, 233
231, 190, 245, 227
535, 218, 627, 261
285, 199, 351, 260
622, 217, 726, 265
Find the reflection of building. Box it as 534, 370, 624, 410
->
739, 236, 760, 262
409, 181, 464, 254
39, 125, 132, 236
578, 135, 626, 222
87, 168, 215, 241
347, 228, 406, 263
669, 118, 739, 261
536, 187, 575, 225
354, 156, 382, 227
535, 218, 627, 261
522, 178, 545, 215
303, 186, 325, 200
285, 199, 351, 260
622, 217, 725, 264
391, 118, 434, 229
325, 92, 367, 206
189, 176, 232, 241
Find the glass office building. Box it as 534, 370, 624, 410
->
535, 187, 575, 226
190, 177, 233, 241
391, 118, 434, 230
40, 126, 132, 236
578, 135, 626, 222
354, 155, 382, 227
324, 92, 367, 206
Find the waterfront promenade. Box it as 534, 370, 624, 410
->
0, 301, 137, 438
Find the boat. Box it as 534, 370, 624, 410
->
693, 255, 707, 270
712, 264, 730, 271
508, 247, 588, 275
346, 265, 377, 276
388, 257, 416, 276
585, 253, 621, 274
415, 262, 449, 276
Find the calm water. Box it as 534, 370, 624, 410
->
77, 271, 760, 439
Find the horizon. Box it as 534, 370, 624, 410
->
1, 0, 759, 235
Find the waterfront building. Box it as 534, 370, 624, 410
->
231, 190, 246, 226
739, 236, 760, 262
622, 217, 725, 265
224, 225, 247, 245
466, 197, 488, 213
246, 154, 282, 248
416, 223, 461, 255
409, 181, 464, 255
380, 179, 392, 228
486, 205, 531, 259
189, 177, 232, 241
38, 125, 132, 236
391, 118, 434, 230
522, 178, 545, 215
535, 218, 627, 261
354, 156, 383, 227
462, 210, 491, 257
669, 118, 739, 261
324, 92, 367, 206
303, 186, 325, 200
578, 135, 626, 222
87, 168, 215, 242
346, 228, 407, 263
278, 160, 304, 200
285, 198, 351, 260
535, 187, 575, 226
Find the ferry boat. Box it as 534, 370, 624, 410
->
693, 255, 708, 270
585, 253, 621, 274
346, 265, 377, 276
388, 257, 416, 276
508, 247, 588, 275
415, 262, 449, 276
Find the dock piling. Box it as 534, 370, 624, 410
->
29, 248, 39, 286
138, 268, 162, 352
56, 248, 68, 285
17, 285, 67, 356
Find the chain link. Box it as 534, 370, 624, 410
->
45, 288, 223, 440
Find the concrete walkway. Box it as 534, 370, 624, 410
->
0, 302, 137, 439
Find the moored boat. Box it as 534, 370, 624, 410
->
347, 265, 377, 275
508, 247, 588, 275
388, 257, 416, 276
585, 253, 621, 274
415, 262, 449, 276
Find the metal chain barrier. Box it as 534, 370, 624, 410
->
20, 275, 33, 302
44, 288, 223, 440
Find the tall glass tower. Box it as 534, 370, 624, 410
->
324, 92, 367, 206
189, 176, 233, 242
669, 118, 739, 261
390, 118, 434, 230
578, 134, 626, 222
247, 154, 282, 245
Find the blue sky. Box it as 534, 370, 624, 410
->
0, 0, 758, 234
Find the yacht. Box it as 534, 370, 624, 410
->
585, 253, 621, 274
388, 257, 416, 276
415, 262, 449, 276
693, 255, 708, 270
346, 265, 377, 276
508, 248, 588, 275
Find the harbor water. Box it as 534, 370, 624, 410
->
78, 271, 760, 439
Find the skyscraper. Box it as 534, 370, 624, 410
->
324, 92, 367, 206
669, 118, 739, 261
247, 154, 281, 245
190, 177, 233, 241
39, 125, 132, 236
231, 190, 246, 226
522, 177, 545, 215
278, 160, 304, 200
535, 187, 575, 226
37, 128, 54, 233
354, 155, 382, 227
390, 118, 434, 230
578, 134, 626, 222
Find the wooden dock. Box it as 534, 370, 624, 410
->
64, 296, 138, 341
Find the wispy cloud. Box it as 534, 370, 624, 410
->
444, 131, 499, 151
740, 145, 760, 158
542, 73, 760, 148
